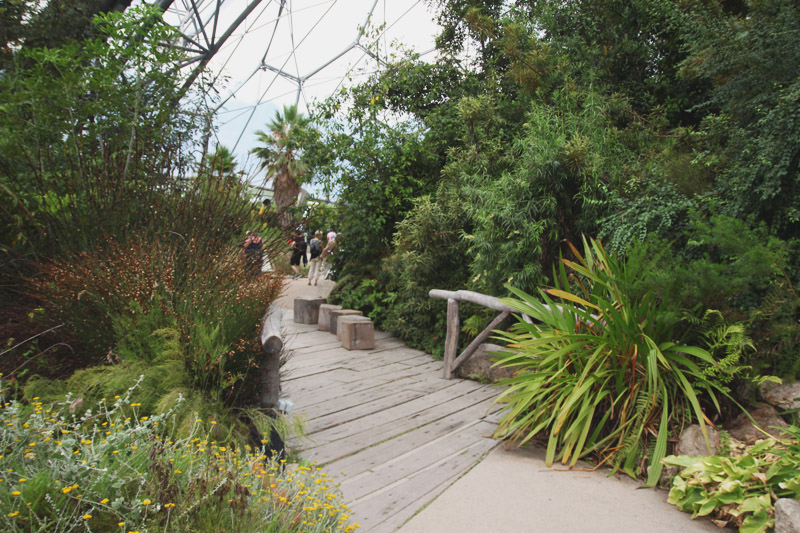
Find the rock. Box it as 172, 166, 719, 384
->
727, 403, 790, 443
454, 343, 516, 383
317, 304, 342, 331
775, 499, 800, 533
675, 424, 719, 457
293, 296, 326, 324
760, 380, 800, 412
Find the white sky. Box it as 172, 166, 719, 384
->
158, 0, 443, 189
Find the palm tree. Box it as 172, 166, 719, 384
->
251, 105, 311, 229
207, 145, 237, 179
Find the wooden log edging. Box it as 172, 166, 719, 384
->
259, 303, 283, 409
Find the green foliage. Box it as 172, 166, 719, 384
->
664, 426, 800, 532
694, 310, 755, 393
683, 0, 800, 236
0, 380, 358, 532
0, 6, 203, 270
463, 86, 631, 295
492, 237, 724, 486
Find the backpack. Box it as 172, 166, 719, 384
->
309, 240, 322, 259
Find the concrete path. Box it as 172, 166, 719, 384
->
276, 277, 717, 533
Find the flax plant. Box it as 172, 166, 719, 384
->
492, 237, 724, 486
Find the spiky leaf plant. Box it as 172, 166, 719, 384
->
492, 237, 725, 486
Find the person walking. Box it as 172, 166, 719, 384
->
307, 231, 323, 285
313, 233, 337, 285
290, 231, 307, 279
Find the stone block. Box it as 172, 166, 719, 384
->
317, 304, 343, 331
337, 315, 371, 341
293, 296, 326, 324
329, 309, 363, 336
340, 316, 375, 350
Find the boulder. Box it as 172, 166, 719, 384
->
454, 343, 516, 383
293, 296, 326, 324
726, 402, 790, 442
675, 424, 720, 457
340, 316, 375, 350
317, 304, 342, 331
760, 380, 800, 412
329, 309, 363, 337
775, 499, 800, 533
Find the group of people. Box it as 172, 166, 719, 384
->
241, 228, 337, 283
290, 229, 337, 285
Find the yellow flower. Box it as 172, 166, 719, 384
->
11, 491, 21, 496
8, 511, 19, 517
118, 522, 125, 527
101, 498, 109, 504
82, 514, 92, 520
142, 499, 152, 505
18, 478, 27, 482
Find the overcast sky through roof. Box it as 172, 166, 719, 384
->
159, 0, 443, 190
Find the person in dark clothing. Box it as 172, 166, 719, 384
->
290, 231, 307, 279
242, 230, 264, 278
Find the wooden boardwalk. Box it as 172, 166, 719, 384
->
281, 309, 501, 532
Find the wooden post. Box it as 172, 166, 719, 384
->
450, 310, 509, 375
443, 298, 459, 379
259, 304, 283, 409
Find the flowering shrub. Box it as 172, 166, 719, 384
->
0, 377, 358, 532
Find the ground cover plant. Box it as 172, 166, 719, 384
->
0, 378, 358, 532
492, 238, 725, 487
663, 426, 800, 532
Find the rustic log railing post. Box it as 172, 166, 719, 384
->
430, 289, 526, 379
259, 303, 283, 409
443, 298, 460, 379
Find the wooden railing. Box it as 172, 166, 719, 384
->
428, 289, 525, 380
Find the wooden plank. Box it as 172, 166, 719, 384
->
302, 389, 497, 465
325, 402, 498, 478
348, 438, 498, 533
303, 376, 468, 428
305, 388, 429, 433
337, 420, 496, 501
289, 374, 457, 416
306, 381, 494, 447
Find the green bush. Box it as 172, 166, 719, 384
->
0, 379, 358, 532
492, 237, 725, 486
